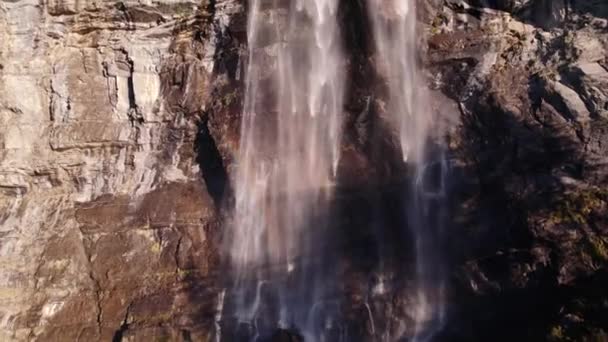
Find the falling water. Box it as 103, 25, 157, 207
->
368, 0, 448, 340
228, 0, 345, 339
215, 289, 226, 342
227, 0, 448, 340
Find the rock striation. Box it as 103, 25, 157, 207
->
0, 0, 240, 340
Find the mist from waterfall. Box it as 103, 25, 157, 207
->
227, 0, 345, 339
369, 0, 448, 340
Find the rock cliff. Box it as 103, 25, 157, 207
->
0, 0, 606, 341
0, 1, 239, 340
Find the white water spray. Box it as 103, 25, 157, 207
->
368, 0, 448, 339
215, 289, 226, 342
228, 0, 345, 338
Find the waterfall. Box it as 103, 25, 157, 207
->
228, 0, 345, 339
368, 0, 448, 340
226, 0, 448, 340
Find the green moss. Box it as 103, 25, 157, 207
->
578, 235, 608, 270
431, 14, 443, 28
429, 13, 449, 35
177, 268, 193, 278
549, 325, 573, 341
228, 92, 239, 106
548, 189, 607, 226
588, 235, 608, 262
150, 242, 162, 254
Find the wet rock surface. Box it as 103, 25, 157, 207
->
0, 0, 607, 341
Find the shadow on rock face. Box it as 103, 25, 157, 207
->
195, 118, 231, 209
266, 329, 304, 342
439, 62, 608, 340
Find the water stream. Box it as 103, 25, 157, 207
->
227, 0, 345, 339
225, 0, 448, 340
369, 1, 448, 339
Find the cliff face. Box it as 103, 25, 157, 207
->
0, 0, 607, 341
0, 1, 240, 340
